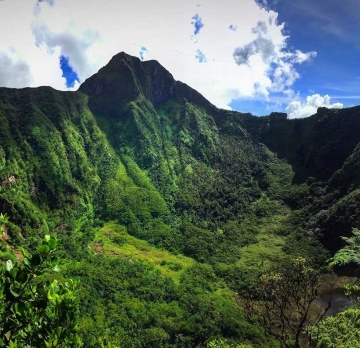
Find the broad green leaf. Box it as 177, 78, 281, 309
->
20, 247, 30, 259
48, 239, 57, 250
45, 235, 51, 242
39, 245, 50, 255
14, 303, 20, 315
23, 258, 31, 268
10, 267, 19, 279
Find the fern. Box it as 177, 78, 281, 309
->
328, 228, 360, 267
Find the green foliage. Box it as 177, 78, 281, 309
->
207, 338, 253, 348
242, 257, 323, 348
309, 308, 360, 348
315, 227, 360, 347
328, 228, 360, 267
0, 235, 81, 347
0, 213, 8, 234
92, 222, 194, 282
175, 136, 266, 228
67, 254, 270, 348
2, 52, 360, 347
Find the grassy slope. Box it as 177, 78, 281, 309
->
90, 222, 195, 282
236, 213, 287, 271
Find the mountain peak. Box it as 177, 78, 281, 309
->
79, 51, 213, 111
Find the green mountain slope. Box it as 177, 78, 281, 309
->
215, 107, 360, 183
1, 52, 360, 346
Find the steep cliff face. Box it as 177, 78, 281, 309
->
215, 106, 360, 184
79, 53, 224, 200
0, 52, 359, 251
0, 86, 119, 235
79, 52, 360, 189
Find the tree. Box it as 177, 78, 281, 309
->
0, 235, 82, 347
240, 257, 328, 348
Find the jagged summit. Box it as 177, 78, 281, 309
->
79, 51, 213, 110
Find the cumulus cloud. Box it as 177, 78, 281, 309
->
286, 94, 344, 119
234, 26, 275, 64
233, 20, 316, 97
0, 0, 73, 89
234, 37, 275, 64
0, 51, 33, 87
0, 0, 318, 108
32, 23, 100, 81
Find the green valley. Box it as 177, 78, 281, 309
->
0, 52, 359, 347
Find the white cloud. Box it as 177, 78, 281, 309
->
31, 22, 100, 81
33, 0, 55, 16
0, 51, 33, 88
233, 20, 316, 97
0, 0, 69, 89
0, 0, 317, 109
286, 94, 344, 119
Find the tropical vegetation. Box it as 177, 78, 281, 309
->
0, 52, 359, 346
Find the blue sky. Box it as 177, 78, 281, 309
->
231, 0, 360, 115
279, 0, 360, 97
0, 0, 358, 118
59, 56, 79, 88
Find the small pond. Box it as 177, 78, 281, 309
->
315, 286, 356, 318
